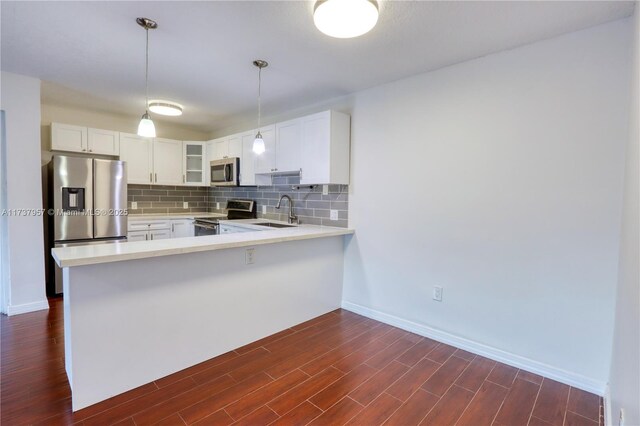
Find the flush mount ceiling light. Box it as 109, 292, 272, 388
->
136, 17, 157, 138
313, 0, 379, 38
252, 59, 268, 155
148, 100, 183, 116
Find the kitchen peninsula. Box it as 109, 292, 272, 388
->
52, 223, 354, 411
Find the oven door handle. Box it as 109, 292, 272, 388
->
193, 222, 218, 230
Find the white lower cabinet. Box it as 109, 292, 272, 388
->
128, 220, 172, 241
170, 219, 194, 238
129, 219, 194, 241
150, 229, 172, 240
127, 230, 149, 242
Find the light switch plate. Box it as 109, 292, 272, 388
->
330, 210, 339, 221
216, 202, 220, 210
183, 202, 189, 209
323, 185, 329, 195
131, 201, 137, 210
262, 205, 267, 214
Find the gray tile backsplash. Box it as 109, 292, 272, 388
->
128, 185, 209, 215
209, 176, 349, 228
128, 176, 349, 227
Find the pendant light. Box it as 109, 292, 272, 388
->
313, 0, 379, 38
137, 17, 157, 138
252, 60, 268, 155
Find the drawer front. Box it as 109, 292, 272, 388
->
128, 220, 171, 231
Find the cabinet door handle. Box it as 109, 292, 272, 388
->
89, 149, 93, 153
150, 173, 152, 183
172, 224, 174, 232
145, 233, 148, 240
155, 173, 158, 182
82, 149, 86, 152
151, 234, 154, 240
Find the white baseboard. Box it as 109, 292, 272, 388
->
6, 299, 49, 316
342, 300, 606, 396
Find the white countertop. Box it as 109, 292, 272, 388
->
52, 223, 354, 267
128, 212, 227, 221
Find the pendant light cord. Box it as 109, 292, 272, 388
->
257, 66, 262, 129
145, 27, 149, 114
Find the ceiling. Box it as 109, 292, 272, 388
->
1, 1, 635, 133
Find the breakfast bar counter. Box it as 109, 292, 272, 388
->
52, 224, 354, 411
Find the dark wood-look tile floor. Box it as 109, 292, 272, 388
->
2, 298, 604, 426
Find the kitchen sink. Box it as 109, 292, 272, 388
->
253, 222, 297, 228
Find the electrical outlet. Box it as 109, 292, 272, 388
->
433, 286, 443, 302
330, 209, 339, 221
216, 202, 220, 210
245, 248, 255, 265
619, 409, 625, 426
183, 202, 189, 209
262, 205, 267, 214
131, 201, 137, 210
323, 185, 329, 195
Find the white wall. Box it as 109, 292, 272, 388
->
341, 19, 631, 393
0, 72, 48, 315
608, 4, 639, 425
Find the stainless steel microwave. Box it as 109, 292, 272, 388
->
210, 157, 239, 186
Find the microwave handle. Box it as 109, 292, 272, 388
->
224, 164, 230, 182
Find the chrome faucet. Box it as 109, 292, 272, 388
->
276, 195, 299, 224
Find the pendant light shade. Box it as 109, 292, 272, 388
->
253, 131, 265, 155
137, 112, 156, 138
136, 17, 157, 138
253, 60, 269, 155
313, 0, 378, 38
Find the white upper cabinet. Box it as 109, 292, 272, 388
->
240, 131, 257, 186
275, 118, 302, 173
87, 128, 120, 156
227, 134, 243, 159
254, 125, 277, 175
183, 142, 206, 186
300, 111, 350, 185
51, 123, 87, 153
153, 138, 183, 185
210, 138, 229, 160
51, 123, 120, 156
120, 133, 153, 184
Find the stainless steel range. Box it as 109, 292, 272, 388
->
193, 199, 256, 236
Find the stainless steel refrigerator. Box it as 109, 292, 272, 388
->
46, 155, 127, 295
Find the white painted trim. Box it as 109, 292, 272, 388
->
6, 299, 49, 316
604, 384, 612, 426
342, 301, 606, 396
